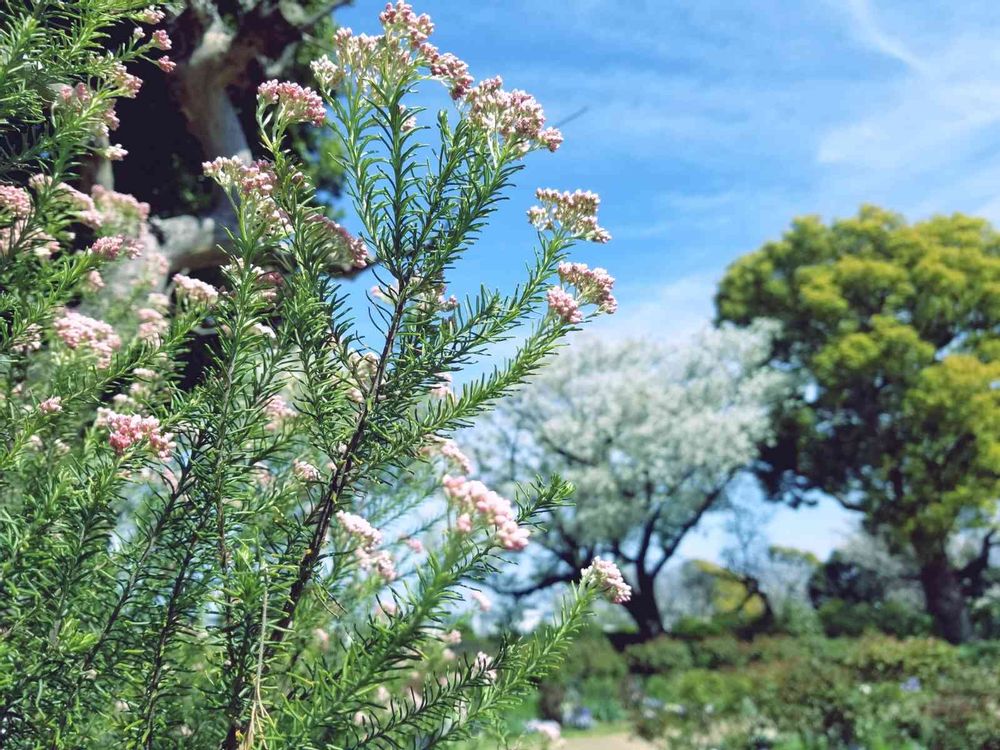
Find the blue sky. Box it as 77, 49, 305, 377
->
335, 0, 1000, 563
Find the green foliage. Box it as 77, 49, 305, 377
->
817, 599, 931, 639
670, 615, 732, 639
688, 635, 747, 670
632, 634, 1000, 750
0, 3, 619, 748
846, 635, 958, 682
624, 637, 693, 675
689, 559, 770, 625
537, 632, 629, 723
716, 206, 1000, 640
563, 632, 629, 682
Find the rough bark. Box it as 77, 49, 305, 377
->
86, 0, 354, 296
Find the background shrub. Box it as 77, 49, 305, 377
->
624, 636, 693, 675
689, 634, 747, 670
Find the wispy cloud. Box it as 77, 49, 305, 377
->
591, 273, 719, 344
814, 13, 1000, 222
841, 0, 926, 71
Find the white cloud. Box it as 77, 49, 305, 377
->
817, 49, 1000, 170
841, 0, 927, 71
591, 273, 718, 344
817, 1, 1000, 168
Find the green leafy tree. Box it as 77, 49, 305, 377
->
716, 205, 1000, 643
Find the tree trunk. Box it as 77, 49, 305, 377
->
622, 572, 664, 641
918, 550, 973, 644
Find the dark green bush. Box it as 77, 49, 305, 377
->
632, 633, 1000, 750
538, 632, 629, 721
689, 634, 747, 669
624, 636, 693, 674
743, 634, 812, 663
671, 615, 731, 639
818, 598, 932, 638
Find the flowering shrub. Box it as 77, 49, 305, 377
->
0, 2, 625, 747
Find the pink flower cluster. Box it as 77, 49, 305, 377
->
358, 549, 397, 581
151, 29, 171, 50
293, 459, 320, 481
423, 48, 473, 100
336, 510, 383, 550
258, 80, 326, 127
528, 189, 611, 244
438, 439, 472, 474
0, 181, 58, 257
30, 178, 102, 229
127, 12, 173, 72
53, 83, 121, 139
321, 1, 568, 163
546, 287, 582, 324
557, 262, 617, 314
108, 61, 143, 98
102, 144, 128, 161
12, 323, 42, 354
336, 29, 382, 80
309, 215, 369, 270
54, 82, 91, 110
264, 394, 296, 430
463, 76, 562, 152
88, 235, 142, 260
39, 397, 62, 414
137, 6, 165, 24
322, 4, 472, 100
0, 185, 33, 255
380, 2, 472, 98
336, 509, 396, 580
85, 270, 104, 291
103, 410, 175, 459
203, 156, 276, 197
582, 557, 632, 604
380, 1, 435, 45
0, 185, 31, 219
310, 56, 343, 90
203, 157, 289, 235
258, 270, 283, 300
403, 536, 424, 553
419, 435, 472, 473
173, 273, 219, 306
137, 307, 168, 343
442, 474, 530, 551
471, 590, 492, 611
54, 311, 122, 367
91, 185, 151, 236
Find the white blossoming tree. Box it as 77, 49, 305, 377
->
478, 322, 790, 639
